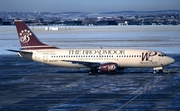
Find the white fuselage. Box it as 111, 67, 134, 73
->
13, 20, 175, 73
18, 48, 174, 69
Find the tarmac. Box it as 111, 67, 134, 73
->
0, 54, 180, 111
0, 25, 180, 110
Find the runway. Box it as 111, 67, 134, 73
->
0, 54, 180, 111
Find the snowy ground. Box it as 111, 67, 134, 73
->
0, 26, 180, 110
0, 25, 180, 54
0, 55, 180, 111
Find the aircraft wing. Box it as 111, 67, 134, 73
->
62, 60, 100, 68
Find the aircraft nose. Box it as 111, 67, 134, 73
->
168, 57, 175, 64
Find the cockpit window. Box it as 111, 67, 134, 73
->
158, 53, 167, 57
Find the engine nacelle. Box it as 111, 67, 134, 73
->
99, 63, 118, 73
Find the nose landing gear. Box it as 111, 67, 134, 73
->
153, 67, 163, 74
153, 70, 164, 74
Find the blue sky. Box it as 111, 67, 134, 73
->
0, 0, 180, 12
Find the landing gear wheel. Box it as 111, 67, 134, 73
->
153, 70, 164, 74
88, 68, 98, 75
159, 70, 164, 74
153, 70, 157, 74
88, 70, 93, 75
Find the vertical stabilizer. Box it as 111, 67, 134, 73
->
15, 20, 58, 50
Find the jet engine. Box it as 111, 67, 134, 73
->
99, 63, 118, 73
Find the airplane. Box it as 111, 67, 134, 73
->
8, 20, 175, 74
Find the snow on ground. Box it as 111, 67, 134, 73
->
0, 25, 180, 54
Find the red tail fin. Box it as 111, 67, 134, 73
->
15, 20, 58, 50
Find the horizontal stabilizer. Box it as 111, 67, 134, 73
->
7, 49, 33, 54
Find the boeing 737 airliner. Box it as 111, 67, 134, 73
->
8, 20, 175, 74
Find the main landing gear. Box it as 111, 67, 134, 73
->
88, 68, 99, 75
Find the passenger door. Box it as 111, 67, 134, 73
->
43, 52, 48, 62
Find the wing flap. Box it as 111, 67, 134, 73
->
62, 60, 100, 68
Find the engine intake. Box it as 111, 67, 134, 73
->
99, 63, 118, 72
